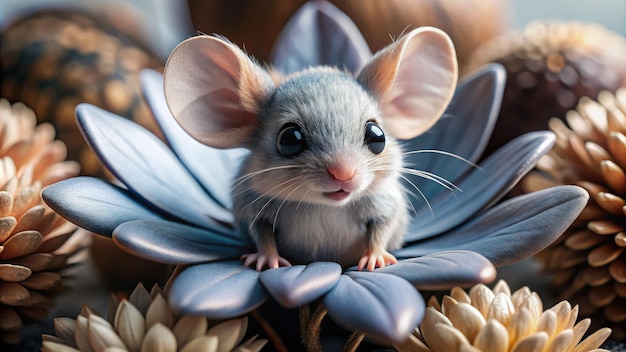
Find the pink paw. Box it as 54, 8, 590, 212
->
358, 249, 398, 271
241, 252, 292, 271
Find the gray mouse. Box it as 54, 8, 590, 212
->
164, 27, 458, 271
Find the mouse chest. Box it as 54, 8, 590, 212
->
272, 203, 369, 265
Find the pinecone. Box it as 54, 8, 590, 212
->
523, 89, 626, 339
465, 21, 626, 157
0, 99, 84, 344
42, 283, 267, 352
0, 8, 163, 177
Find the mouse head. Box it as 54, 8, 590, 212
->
164, 28, 457, 206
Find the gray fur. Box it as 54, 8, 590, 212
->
232, 68, 408, 267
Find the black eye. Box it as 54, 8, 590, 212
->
277, 123, 306, 157
364, 122, 385, 154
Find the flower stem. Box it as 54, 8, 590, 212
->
250, 310, 288, 352
300, 303, 328, 352
343, 332, 365, 352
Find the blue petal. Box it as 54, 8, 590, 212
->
401, 64, 505, 201
395, 185, 589, 266
113, 220, 251, 265
75, 103, 233, 229
270, 0, 371, 74
323, 271, 424, 342
375, 250, 496, 290
259, 262, 341, 308
404, 131, 556, 242
42, 177, 164, 237
169, 261, 267, 318
140, 69, 248, 210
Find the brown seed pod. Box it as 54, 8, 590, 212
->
0, 8, 164, 177
465, 21, 626, 157
523, 89, 626, 339
186, 0, 508, 69
0, 100, 84, 344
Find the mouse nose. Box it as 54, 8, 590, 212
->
327, 165, 356, 182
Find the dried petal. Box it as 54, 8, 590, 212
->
0, 215, 16, 242
487, 293, 515, 325
179, 335, 218, 352
0, 263, 31, 281
588, 243, 624, 267
206, 317, 247, 352
145, 294, 174, 329
469, 284, 495, 318
141, 323, 176, 352
447, 302, 486, 343
173, 315, 207, 348
0, 282, 29, 305
114, 300, 146, 352
572, 327, 611, 352
511, 332, 548, 352
53, 317, 77, 347
128, 283, 152, 315
0, 306, 21, 331
0, 230, 43, 260
21, 272, 62, 290
87, 314, 127, 350
473, 318, 508, 352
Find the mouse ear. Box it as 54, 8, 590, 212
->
164, 35, 275, 148
357, 27, 458, 140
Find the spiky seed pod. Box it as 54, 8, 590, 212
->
394, 280, 611, 352
523, 89, 626, 339
465, 21, 626, 157
0, 8, 163, 177
0, 99, 83, 344
42, 283, 268, 352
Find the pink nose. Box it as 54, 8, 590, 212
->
327, 165, 356, 182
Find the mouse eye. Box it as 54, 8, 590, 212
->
277, 123, 306, 157
364, 122, 385, 154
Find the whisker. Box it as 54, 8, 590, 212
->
402, 149, 482, 170
403, 191, 419, 219
273, 183, 304, 232
401, 168, 462, 192
232, 164, 302, 190
250, 180, 298, 229
296, 186, 313, 210
399, 174, 433, 216
244, 177, 302, 210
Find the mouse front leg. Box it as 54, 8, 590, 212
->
358, 219, 399, 271
241, 221, 292, 271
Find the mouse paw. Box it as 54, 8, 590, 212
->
358, 248, 398, 271
241, 252, 292, 271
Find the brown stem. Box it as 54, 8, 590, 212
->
251, 310, 288, 352
301, 303, 328, 352
343, 332, 365, 352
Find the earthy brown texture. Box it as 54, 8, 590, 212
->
0, 100, 84, 344
465, 21, 626, 157
0, 8, 164, 177
186, 0, 508, 70
523, 89, 626, 339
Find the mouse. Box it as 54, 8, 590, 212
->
163, 27, 458, 271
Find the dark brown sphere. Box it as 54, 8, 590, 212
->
0, 9, 164, 177
186, 0, 509, 70
465, 21, 626, 157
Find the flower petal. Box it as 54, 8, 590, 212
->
395, 185, 589, 266
401, 64, 504, 201
405, 131, 556, 242
75, 103, 233, 228
113, 220, 251, 265
375, 250, 496, 290
169, 261, 267, 318
270, 0, 371, 74
259, 262, 341, 308
140, 69, 248, 210
323, 271, 424, 342
42, 177, 163, 237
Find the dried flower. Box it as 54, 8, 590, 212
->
465, 21, 626, 157
395, 280, 612, 352
523, 89, 626, 339
0, 99, 83, 344
41, 283, 267, 352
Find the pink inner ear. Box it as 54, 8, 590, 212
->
360, 28, 458, 140
164, 36, 274, 149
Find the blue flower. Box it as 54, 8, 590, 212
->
42, 1, 588, 343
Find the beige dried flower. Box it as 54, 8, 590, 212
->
394, 280, 611, 352
0, 99, 83, 344
523, 89, 626, 339
42, 283, 267, 352
465, 21, 626, 156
